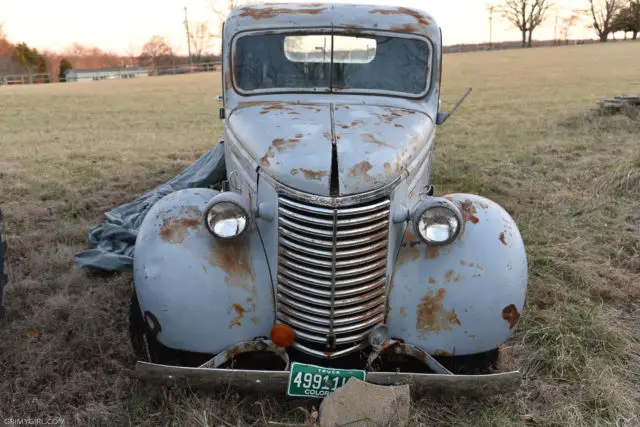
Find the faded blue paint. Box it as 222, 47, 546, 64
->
134, 188, 274, 354
386, 194, 528, 356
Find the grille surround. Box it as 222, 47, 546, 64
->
276, 195, 390, 359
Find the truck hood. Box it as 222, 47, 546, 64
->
227, 102, 434, 197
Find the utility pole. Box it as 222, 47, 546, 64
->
487, 5, 497, 49
184, 6, 193, 65
554, 11, 559, 45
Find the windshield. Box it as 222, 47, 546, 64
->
234, 32, 431, 96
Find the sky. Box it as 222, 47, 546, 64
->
0, 0, 596, 56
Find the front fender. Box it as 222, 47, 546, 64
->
133, 188, 274, 355
387, 194, 528, 356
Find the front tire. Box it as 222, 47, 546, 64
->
129, 290, 211, 366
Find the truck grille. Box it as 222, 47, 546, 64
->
276, 195, 390, 359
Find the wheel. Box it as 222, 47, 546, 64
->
129, 290, 211, 366
129, 290, 168, 364
0, 208, 7, 320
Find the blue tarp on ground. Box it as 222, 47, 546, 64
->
74, 143, 226, 272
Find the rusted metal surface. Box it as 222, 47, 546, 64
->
334, 105, 434, 195
416, 288, 461, 334
228, 102, 434, 197
133, 188, 275, 355
380, 340, 453, 374
238, 5, 327, 20
387, 194, 528, 356
159, 207, 202, 244
227, 103, 333, 196
199, 339, 289, 369
501, 304, 521, 329
136, 361, 522, 396
222, 3, 442, 118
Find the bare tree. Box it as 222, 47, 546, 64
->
190, 22, 215, 61
588, 0, 623, 41
139, 36, 175, 69
502, 0, 553, 48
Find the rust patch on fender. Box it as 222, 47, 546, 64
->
290, 169, 299, 176
238, 6, 327, 19
229, 304, 246, 329
416, 288, 461, 333
159, 218, 201, 244
383, 162, 393, 176
348, 161, 374, 181
370, 7, 431, 27
460, 201, 480, 224
425, 246, 439, 260
434, 349, 452, 357
429, 277, 436, 284
209, 237, 257, 286
502, 304, 520, 329
499, 232, 508, 246
399, 306, 407, 318
362, 133, 392, 148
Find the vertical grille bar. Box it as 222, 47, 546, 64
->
277, 195, 391, 359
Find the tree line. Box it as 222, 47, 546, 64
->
1, 1, 638, 80
0, 23, 220, 81
498, 0, 640, 48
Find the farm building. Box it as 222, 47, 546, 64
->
64, 66, 149, 82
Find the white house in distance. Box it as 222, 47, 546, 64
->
64, 66, 149, 83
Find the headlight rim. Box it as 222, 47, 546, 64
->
203, 193, 251, 240
411, 198, 463, 246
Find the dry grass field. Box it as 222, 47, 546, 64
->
1, 41, 639, 426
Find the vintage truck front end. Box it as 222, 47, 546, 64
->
131, 3, 528, 396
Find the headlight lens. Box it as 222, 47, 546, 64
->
417, 207, 460, 244
412, 199, 463, 246
204, 193, 251, 240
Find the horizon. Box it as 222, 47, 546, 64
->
1, 0, 598, 56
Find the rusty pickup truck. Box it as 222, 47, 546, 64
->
130, 3, 528, 397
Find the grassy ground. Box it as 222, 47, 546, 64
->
0, 41, 639, 426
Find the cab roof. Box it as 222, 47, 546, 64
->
224, 3, 440, 42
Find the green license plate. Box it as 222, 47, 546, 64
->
287, 362, 367, 398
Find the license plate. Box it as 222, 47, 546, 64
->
287, 362, 366, 398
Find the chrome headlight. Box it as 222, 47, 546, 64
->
204, 193, 250, 240
411, 198, 463, 246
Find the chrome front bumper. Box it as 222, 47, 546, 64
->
135, 362, 522, 397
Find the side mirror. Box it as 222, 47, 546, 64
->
436, 88, 472, 126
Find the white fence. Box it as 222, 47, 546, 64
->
0, 61, 223, 86
0, 73, 54, 85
